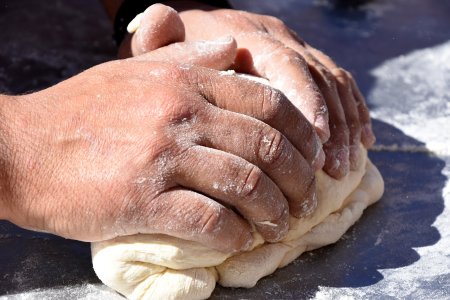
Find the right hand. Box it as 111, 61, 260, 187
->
1, 43, 322, 253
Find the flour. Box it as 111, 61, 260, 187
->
313, 40, 450, 300
0, 284, 122, 300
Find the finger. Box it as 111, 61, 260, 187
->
349, 75, 376, 147
174, 146, 289, 242
133, 4, 185, 53
146, 188, 253, 253
285, 49, 351, 178
264, 23, 352, 162
234, 33, 330, 143
333, 68, 362, 170
308, 64, 350, 178
199, 105, 317, 218
306, 46, 376, 147
322, 99, 350, 179
305, 44, 338, 70
270, 30, 355, 176
271, 33, 351, 177
194, 69, 325, 171
119, 4, 185, 58
135, 36, 238, 70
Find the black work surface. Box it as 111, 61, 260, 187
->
1, 0, 449, 299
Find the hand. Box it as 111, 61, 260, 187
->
0, 43, 321, 253
124, 3, 376, 179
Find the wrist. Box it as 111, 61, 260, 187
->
0, 93, 46, 228
0, 94, 19, 221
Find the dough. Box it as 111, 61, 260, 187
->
91, 145, 384, 300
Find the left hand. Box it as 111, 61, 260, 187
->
122, 3, 376, 179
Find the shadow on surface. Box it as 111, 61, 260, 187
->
211, 119, 445, 299
235, 0, 450, 102
0, 224, 101, 295
0, 0, 448, 298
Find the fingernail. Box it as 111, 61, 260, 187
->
312, 137, 325, 171
363, 123, 376, 145
256, 207, 289, 243
349, 144, 360, 170
295, 175, 318, 218
127, 13, 143, 33
206, 35, 234, 45
314, 114, 330, 143
299, 191, 317, 218
336, 147, 350, 176
240, 234, 254, 251
330, 147, 350, 178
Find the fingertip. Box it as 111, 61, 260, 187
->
201, 35, 237, 60
232, 225, 254, 252
239, 231, 255, 252
291, 177, 318, 219
314, 113, 330, 143
205, 206, 254, 254
254, 206, 289, 243
182, 36, 237, 70
133, 3, 185, 54
311, 134, 326, 171
210, 35, 236, 46
362, 123, 376, 148
312, 147, 326, 171
300, 190, 318, 218
349, 144, 361, 170
324, 146, 350, 179
234, 48, 256, 74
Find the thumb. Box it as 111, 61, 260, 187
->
119, 4, 185, 58
134, 36, 238, 71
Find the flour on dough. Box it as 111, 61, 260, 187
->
92, 145, 384, 300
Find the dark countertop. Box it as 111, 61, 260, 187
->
1, 0, 449, 299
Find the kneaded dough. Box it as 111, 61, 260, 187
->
92, 145, 384, 300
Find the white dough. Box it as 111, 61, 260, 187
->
92, 146, 384, 300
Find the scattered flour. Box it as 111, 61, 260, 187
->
313, 40, 450, 299
0, 284, 122, 300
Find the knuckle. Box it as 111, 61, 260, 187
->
302, 172, 316, 196
332, 117, 350, 137
266, 15, 285, 27
332, 67, 348, 79
288, 28, 305, 45
316, 65, 336, 89
332, 68, 351, 85
346, 112, 361, 131
287, 48, 307, 65
332, 109, 349, 130
199, 203, 224, 234
339, 120, 351, 135
161, 63, 203, 87
344, 69, 354, 80
260, 86, 285, 120
236, 165, 264, 198
348, 120, 361, 135
272, 45, 307, 65
320, 67, 334, 85
257, 128, 288, 168
155, 92, 197, 122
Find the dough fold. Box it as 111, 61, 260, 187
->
92, 146, 384, 299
